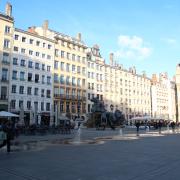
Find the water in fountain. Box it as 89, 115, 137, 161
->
119, 128, 123, 136
167, 124, 170, 133
73, 126, 81, 144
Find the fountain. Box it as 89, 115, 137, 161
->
119, 128, 123, 136
73, 126, 82, 144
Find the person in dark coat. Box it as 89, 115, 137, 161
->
171, 122, 176, 132
135, 121, 140, 135
158, 120, 163, 134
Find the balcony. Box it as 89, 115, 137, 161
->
54, 94, 86, 101
1, 78, 9, 83
0, 95, 8, 100
2, 60, 10, 65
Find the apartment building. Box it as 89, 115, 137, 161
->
151, 73, 176, 121
0, 3, 14, 111
30, 23, 87, 122
0, 4, 54, 125
104, 54, 151, 119
86, 45, 105, 113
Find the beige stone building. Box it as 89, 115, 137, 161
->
86, 45, 105, 113
151, 73, 176, 121
31, 23, 87, 122
104, 54, 151, 120
0, 3, 14, 111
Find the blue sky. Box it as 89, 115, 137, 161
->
1, 0, 180, 78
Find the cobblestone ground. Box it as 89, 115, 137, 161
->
0, 128, 180, 180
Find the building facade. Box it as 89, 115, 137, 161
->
151, 73, 176, 121
31, 23, 87, 122
0, 3, 14, 111
0, 3, 178, 124
104, 54, 151, 120
86, 45, 105, 113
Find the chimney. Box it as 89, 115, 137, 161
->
109, 53, 114, 66
43, 20, 49, 37
28, 26, 37, 34
5, 3, 12, 17
77, 33, 81, 41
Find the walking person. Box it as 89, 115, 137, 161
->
158, 120, 163, 134
135, 121, 140, 136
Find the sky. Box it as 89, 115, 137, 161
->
0, 0, 180, 79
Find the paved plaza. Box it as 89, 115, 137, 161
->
1, 128, 180, 180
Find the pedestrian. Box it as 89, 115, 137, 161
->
158, 120, 163, 134
171, 121, 176, 132
135, 121, 140, 135
78, 121, 81, 129
4, 122, 14, 153
0, 126, 7, 149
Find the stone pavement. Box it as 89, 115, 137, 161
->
0, 128, 180, 180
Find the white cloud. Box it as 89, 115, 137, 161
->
162, 38, 177, 45
115, 35, 152, 60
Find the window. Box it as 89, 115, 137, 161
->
5, 26, 10, 34
77, 56, 80, 62
61, 40, 64, 46
47, 76, 51, 84
72, 65, 76, 72
42, 54, 45, 58
60, 75, 65, 84
34, 102, 38, 111
54, 61, 58, 69
47, 55, 51, 59
29, 39, 33, 44
66, 102, 70, 112
35, 63, 40, 70
60, 87, 65, 95
41, 89, 45, 97
27, 87, 32, 95
72, 54, 75, 61
66, 76, 70, 85
20, 72, 25, 81
82, 67, 86, 76
77, 78, 81, 87
77, 66, 81, 74
54, 74, 59, 83
1, 86, 7, 100
12, 85, 16, 93
60, 101, 64, 112
46, 103, 50, 111
22, 37, 26, 42
60, 62, 64, 70
46, 90, 51, 98
28, 61, 33, 68
12, 70, 17, 80
21, 48, 25, 54
36, 52, 40, 57
82, 79, 85, 87
42, 75, 45, 84
82, 57, 86, 64
42, 64, 45, 71
55, 49, 59, 57
43, 43, 46, 48
61, 51, 64, 58
47, 66, 51, 72
19, 86, 24, 94
88, 104, 91, 113
41, 102, 44, 111
35, 74, 39, 83
34, 88, 39, 95
2, 52, 9, 63
88, 93, 90, 100
2, 68, 8, 81
14, 34, 19, 40
48, 44, 51, 49
27, 101, 31, 110
29, 50, 33, 55
36, 41, 40, 46
67, 53, 70, 60
11, 100, 16, 109
72, 77, 76, 86
20, 59, 26, 66
4, 39, 10, 48
14, 46, 18, 52
66, 63, 70, 72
